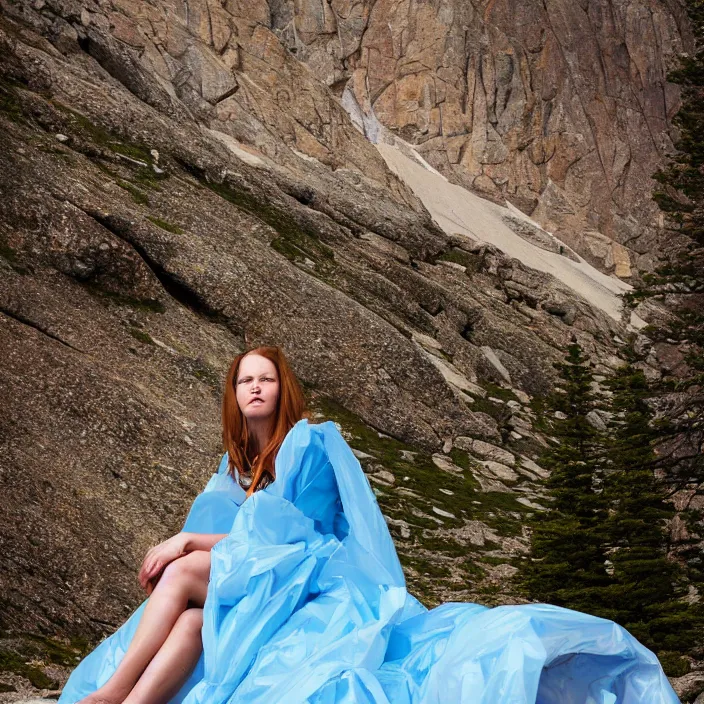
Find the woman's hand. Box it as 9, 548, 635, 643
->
139, 533, 188, 595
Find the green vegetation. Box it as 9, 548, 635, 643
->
50, 101, 154, 164
0, 633, 91, 691
188, 357, 220, 389
185, 169, 336, 276
116, 179, 149, 205
469, 394, 511, 423
0, 79, 25, 124
624, 0, 704, 493
147, 216, 184, 235
399, 554, 451, 579
131, 165, 168, 190
518, 344, 701, 672
84, 286, 166, 313
435, 247, 479, 272
622, 0, 704, 670
658, 652, 691, 678
49, 101, 168, 195
518, 343, 610, 613
129, 327, 155, 345
483, 382, 520, 402
23, 633, 89, 666
0, 648, 57, 690
0, 237, 30, 275
0, 241, 17, 264
600, 363, 696, 653
37, 145, 76, 164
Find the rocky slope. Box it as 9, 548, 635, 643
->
0, 0, 695, 699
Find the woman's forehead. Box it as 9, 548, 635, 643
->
238, 354, 277, 377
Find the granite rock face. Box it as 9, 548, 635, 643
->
270, 0, 690, 275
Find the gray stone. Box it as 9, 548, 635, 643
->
474, 475, 512, 493
513, 389, 531, 404
432, 506, 456, 519
477, 460, 519, 483
352, 448, 375, 460
422, 351, 488, 402
455, 390, 475, 404
455, 438, 516, 467
510, 415, 533, 433
432, 454, 464, 474
438, 260, 467, 272
480, 346, 513, 385
360, 231, 411, 263
519, 457, 549, 479
586, 409, 608, 431
515, 464, 540, 480
370, 469, 396, 485
411, 331, 443, 351
670, 671, 704, 701
384, 515, 411, 539
410, 507, 445, 525
482, 562, 519, 583
517, 497, 547, 510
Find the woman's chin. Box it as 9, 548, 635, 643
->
244, 407, 274, 421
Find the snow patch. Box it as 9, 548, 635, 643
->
375, 142, 634, 323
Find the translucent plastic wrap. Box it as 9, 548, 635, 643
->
59, 420, 679, 703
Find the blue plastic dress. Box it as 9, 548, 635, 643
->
59, 419, 680, 703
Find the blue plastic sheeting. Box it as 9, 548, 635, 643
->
59, 419, 680, 703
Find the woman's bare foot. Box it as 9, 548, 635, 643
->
77, 685, 129, 704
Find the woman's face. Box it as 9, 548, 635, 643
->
235, 354, 280, 423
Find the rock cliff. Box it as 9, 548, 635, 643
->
272, 0, 691, 275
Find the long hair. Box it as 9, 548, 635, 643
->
222, 346, 308, 497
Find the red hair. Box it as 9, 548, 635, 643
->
222, 346, 308, 497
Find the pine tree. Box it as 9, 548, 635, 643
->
626, 0, 704, 497
622, 0, 704, 662
600, 363, 695, 654
519, 343, 610, 612
521, 347, 701, 671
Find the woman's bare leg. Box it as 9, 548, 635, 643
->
78, 550, 210, 704
122, 608, 203, 704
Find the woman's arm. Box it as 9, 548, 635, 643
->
139, 532, 228, 594
182, 532, 228, 552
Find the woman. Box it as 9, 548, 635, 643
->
61, 346, 679, 704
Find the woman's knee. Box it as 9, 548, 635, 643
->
174, 608, 203, 635
160, 550, 211, 586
